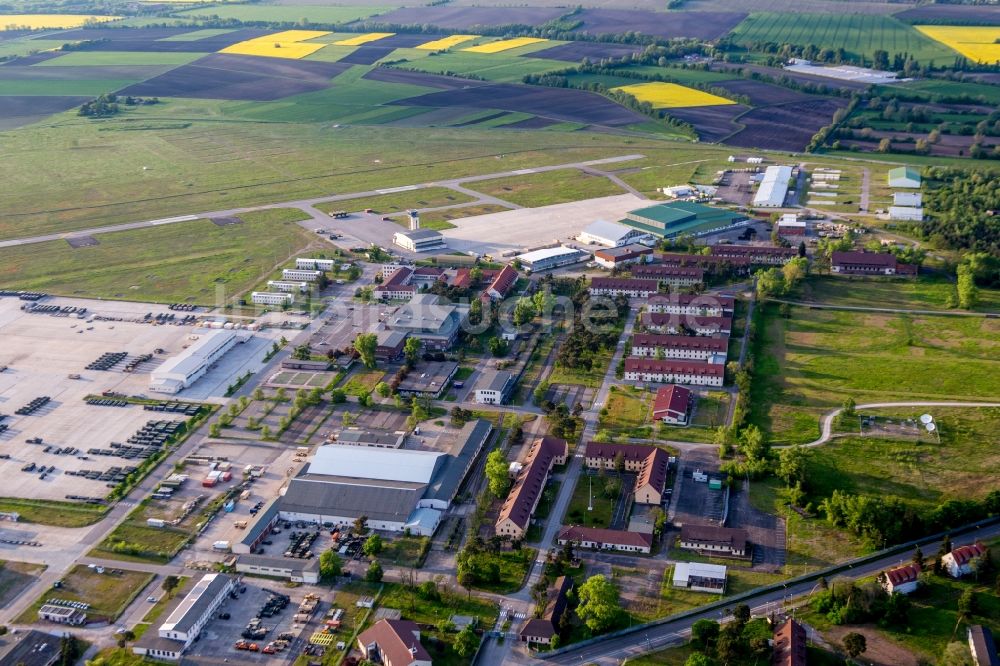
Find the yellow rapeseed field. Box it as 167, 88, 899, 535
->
463, 37, 547, 53
915, 25, 1000, 64
415, 34, 478, 50
612, 82, 735, 109
334, 32, 394, 46
220, 30, 330, 59
0, 14, 120, 30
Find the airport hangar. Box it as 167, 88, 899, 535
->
275, 419, 493, 536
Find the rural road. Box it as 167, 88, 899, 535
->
769, 298, 1000, 318
0, 154, 645, 249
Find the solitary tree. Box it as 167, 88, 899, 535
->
575, 575, 621, 634
365, 559, 384, 583
363, 533, 384, 558
161, 575, 180, 595
404, 337, 422, 365
354, 332, 378, 369
454, 625, 480, 657
485, 449, 511, 498
843, 632, 867, 660
319, 550, 343, 579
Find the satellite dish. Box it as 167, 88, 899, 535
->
925, 422, 936, 432
920, 414, 933, 424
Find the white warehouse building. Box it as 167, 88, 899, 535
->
133, 573, 236, 661
578, 220, 649, 248
149, 329, 252, 394
251, 291, 294, 306
753, 165, 794, 208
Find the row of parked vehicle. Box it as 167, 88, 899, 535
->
15, 396, 50, 416
86, 352, 127, 371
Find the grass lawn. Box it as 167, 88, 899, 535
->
749, 478, 868, 576
797, 275, 1000, 313
626, 644, 696, 666
390, 203, 511, 231
466, 168, 627, 208
661, 389, 731, 443
314, 186, 475, 216
750, 302, 1000, 444
17, 565, 153, 624
0, 498, 106, 527
807, 407, 1000, 509
549, 343, 614, 389
454, 366, 475, 381
378, 581, 499, 626
798, 555, 1000, 662
340, 368, 385, 396
0, 208, 314, 305
563, 473, 616, 529
598, 386, 652, 437
91, 521, 193, 564
467, 549, 535, 594
382, 535, 430, 568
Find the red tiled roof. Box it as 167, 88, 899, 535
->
413, 267, 444, 277
710, 244, 797, 258
636, 448, 669, 496
585, 442, 658, 463
646, 293, 735, 310
358, 619, 431, 666
832, 251, 896, 267
449, 268, 471, 288
680, 524, 749, 553
624, 358, 724, 377
658, 252, 752, 268
642, 312, 733, 333
949, 542, 987, 566
632, 333, 728, 353
497, 436, 567, 531
652, 385, 691, 418
488, 265, 518, 298
772, 619, 807, 666
380, 267, 414, 288
884, 563, 920, 586
590, 277, 660, 292
632, 264, 705, 280
558, 526, 653, 549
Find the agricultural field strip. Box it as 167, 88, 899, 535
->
613, 82, 736, 109
220, 30, 331, 60
914, 25, 1000, 64
0, 154, 645, 249
0, 14, 121, 29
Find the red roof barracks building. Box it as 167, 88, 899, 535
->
652, 385, 693, 424
831, 251, 917, 276
624, 358, 724, 387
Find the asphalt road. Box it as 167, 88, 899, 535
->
0, 155, 644, 249
543, 522, 1000, 665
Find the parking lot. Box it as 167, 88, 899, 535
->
186, 581, 329, 662
670, 449, 726, 527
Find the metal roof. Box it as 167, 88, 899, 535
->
581, 220, 638, 243
752, 165, 793, 207
161, 573, 232, 634
673, 561, 727, 582
516, 246, 587, 264
308, 445, 444, 483
152, 329, 236, 382
281, 475, 424, 523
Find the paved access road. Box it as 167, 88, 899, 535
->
0, 155, 645, 249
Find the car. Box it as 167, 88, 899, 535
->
220, 612, 231, 620
147, 596, 157, 602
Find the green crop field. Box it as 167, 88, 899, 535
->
38, 51, 205, 66
396, 52, 566, 83
172, 4, 394, 24
728, 13, 958, 64
0, 209, 315, 304
157, 28, 237, 41
467, 167, 627, 207
0, 38, 68, 59
889, 79, 1000, 105
0, 79, 142, 96
750, 302, 1000, 444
